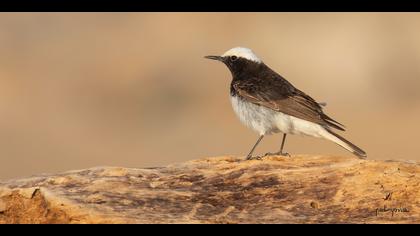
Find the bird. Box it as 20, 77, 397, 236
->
205, 47, 367, 160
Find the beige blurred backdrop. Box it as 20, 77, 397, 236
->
1, 13, 420, 180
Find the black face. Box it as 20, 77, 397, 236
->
204, 55, 262, 78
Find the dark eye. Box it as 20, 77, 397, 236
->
230, 55, 238, 61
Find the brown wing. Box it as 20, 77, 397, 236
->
232, 77, 345, 131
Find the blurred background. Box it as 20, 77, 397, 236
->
1, 13, 420, 180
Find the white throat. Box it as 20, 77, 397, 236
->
222, 47, 262, 63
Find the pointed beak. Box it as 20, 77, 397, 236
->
204, 55, 223, 61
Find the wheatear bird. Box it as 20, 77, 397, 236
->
205, 47, 366, 160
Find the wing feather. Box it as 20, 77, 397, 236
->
232, 76, 345, 131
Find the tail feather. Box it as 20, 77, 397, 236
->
322, 114, 346, 131
323, 129, 367, 159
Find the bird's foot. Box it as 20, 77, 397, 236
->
246, 155, 263, 160
264, 151, 291, 157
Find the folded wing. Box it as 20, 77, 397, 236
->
232, 76, 345, 131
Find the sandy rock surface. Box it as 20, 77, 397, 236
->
0, 155, 419, 223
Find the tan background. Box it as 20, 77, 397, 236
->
0, 13, 419, 180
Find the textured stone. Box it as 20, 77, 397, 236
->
0, 200, 6, 213
0, 155, 419, 224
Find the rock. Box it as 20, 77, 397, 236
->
0, 155, 419, 224
0, 200, 6, 213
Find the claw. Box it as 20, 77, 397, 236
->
246, 155, 263, 160
264, 152, 291, 157
264, 152, 276, 157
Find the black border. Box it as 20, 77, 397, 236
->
1, 0, 420, 12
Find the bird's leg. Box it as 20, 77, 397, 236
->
264, 133, 290, 157
278, 133, 290, 156
246, 135, 264, 160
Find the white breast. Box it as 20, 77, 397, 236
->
230, 95, 279, 135
230, 95, 327, 137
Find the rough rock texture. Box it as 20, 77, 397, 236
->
0, 155, 419, 224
